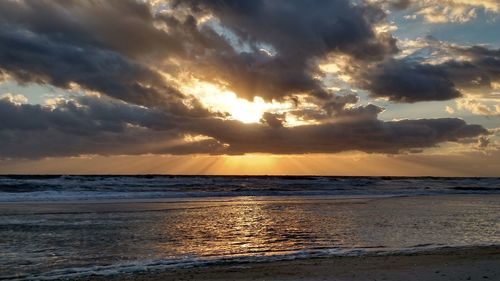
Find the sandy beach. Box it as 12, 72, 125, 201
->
71, 246, 500, 281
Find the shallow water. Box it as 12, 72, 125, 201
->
1, 194, 499, 280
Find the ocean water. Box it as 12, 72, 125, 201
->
0, 176, 499, 280
0, 175, 499, 202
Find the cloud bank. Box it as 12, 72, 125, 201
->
0, 0, 493, 159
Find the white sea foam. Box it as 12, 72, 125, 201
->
0, 176, 498, 202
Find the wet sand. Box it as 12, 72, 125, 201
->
72, 246, 500, 281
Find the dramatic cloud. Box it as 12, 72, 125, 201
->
0, 0, 494, 159
0, 1, 185, 107
352, 41, 500, 102
358, 59, 462, 102
167, 0, 398, 100
0, 95, 488, 158
0, 28, 180, 108
260, 112, 286, 128
0, 0, 397, 104
0, 95, 227, 158
189, 110, 488, 155
0, 0, 183, 59
449, 46, 500, 94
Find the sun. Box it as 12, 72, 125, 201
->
181, 80, 294, 124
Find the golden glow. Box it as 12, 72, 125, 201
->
0, 93, 28, 105
319, 54, 353, 82
151, 196, 361, 258
2, 151, 498, 176
319, 63, 340, 73
183, 134, 214, 143
181, 80, 294, 124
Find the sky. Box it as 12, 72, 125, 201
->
0, 0, 499, 176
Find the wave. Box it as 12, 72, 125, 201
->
4, 244, 498, 281
0, 176, 498, 202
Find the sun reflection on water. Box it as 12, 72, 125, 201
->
152, 198, 361, 258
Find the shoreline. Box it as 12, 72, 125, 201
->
4, 195, 499, 280
56, 245, 500, 281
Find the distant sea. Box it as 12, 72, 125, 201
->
0, 176, 499, 280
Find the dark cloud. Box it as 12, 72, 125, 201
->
2, 0, 497, 106
387, 0, 412, 10
0, 0, 183, 59
0, 95, 173, 134
0, 128, 226, 159
337, 104, 385, 120
358, 59, 462, 102
260, 112, 286, 128
0, 0, 492, 159
0, 28, 182, 108
171, 0, 398, 100
447, 46, 500, 91
289, 93, 383, 122
0, 0, 212, 116
0, 96, 488, 158
192, 117, 488, 155
185, 0, 397, 60
2, 0, 395, 104
321, 93, 359, 116
356, 45, 500, 102
0, 95, 227, 158
0, 0, 394, 105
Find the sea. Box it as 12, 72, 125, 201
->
0, 175, 499, 280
